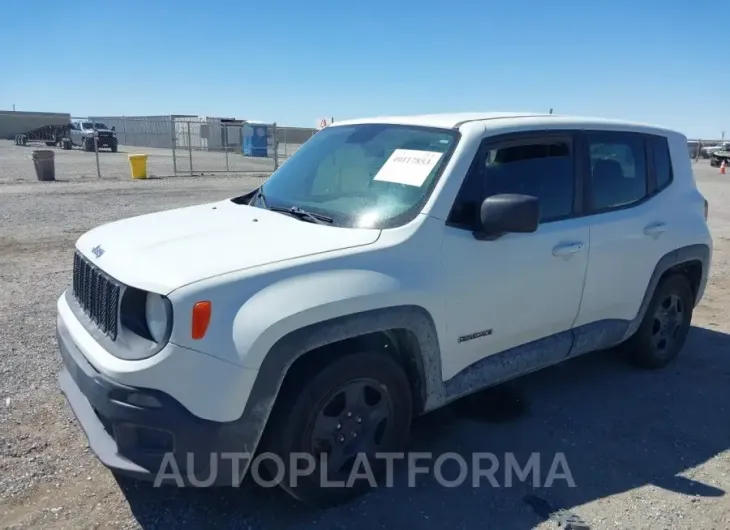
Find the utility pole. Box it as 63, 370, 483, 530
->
12, 104, 15, 111
549, 108, 553, 114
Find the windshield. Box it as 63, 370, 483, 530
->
82, 122, 107, 130
255, 123, 459, 228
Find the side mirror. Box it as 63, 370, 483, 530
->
111, 126, 116, 131
474, 194, 540, 240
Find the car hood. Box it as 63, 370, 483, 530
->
75, 199, 381, 294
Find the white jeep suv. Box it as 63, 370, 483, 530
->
57, 112, 712, 506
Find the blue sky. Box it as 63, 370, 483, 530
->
2, 0, 727, 137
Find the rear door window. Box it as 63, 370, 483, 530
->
585, 132, 648, 212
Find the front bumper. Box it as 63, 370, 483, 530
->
97, 136, 116, 147
57, 320, 254, 486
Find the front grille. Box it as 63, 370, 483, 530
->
98, 131, 113, 138
72, 252, 120, 340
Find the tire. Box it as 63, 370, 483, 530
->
45, 141, 55, 147
110, 141, 118, 153
261, 351, 413, 507
83, 138, 94, 152
625, 274, 694, 369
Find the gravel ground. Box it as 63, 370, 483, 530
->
1, 151, 729, 529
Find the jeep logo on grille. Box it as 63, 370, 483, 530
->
91, 245, 105, 258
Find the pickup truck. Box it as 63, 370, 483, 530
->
57, 112, 712, 507
67, 120, 118, 152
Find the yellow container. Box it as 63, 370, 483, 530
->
128, 154, 148, 179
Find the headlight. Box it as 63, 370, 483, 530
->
145, 292, 169, 342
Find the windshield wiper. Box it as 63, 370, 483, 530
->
268, 205, 333, 225
254, 188, 332, 224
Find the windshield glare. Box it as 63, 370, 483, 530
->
257, 123, 459, 228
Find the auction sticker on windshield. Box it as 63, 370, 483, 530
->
373, 149, 444, 187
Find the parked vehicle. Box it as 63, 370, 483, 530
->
710, 147, 730, 167
700, 142, 730, 159
56, 112, 712, 506
14, 123, 72, 147
67, 120, 118, 152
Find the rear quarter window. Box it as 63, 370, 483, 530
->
650, 136, 673, 191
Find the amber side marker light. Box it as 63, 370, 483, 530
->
192, 301, 212, 340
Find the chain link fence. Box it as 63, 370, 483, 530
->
8, 114, 721, 180
171, 118, 278, 176
9, 115, 319, 180
86, 115, 319, 178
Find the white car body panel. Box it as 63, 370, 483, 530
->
441, 219, 590, 380
574, 130, 712, 326
165, 215, 450, 371
57, 293, 256, 422
75, 200, 380, 294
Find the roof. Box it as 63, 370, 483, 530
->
332, 112, 541, 129
330, 112, 680, 137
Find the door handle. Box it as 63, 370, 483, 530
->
552, 242, 586, 257
644, 222, 667, 236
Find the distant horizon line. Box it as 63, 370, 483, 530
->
0, 108, 724, 140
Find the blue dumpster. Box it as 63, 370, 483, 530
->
242, 123, 268, 157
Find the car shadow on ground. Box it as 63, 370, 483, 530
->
117, 325, 730, 529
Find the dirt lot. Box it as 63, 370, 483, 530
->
1, 150, 729, 529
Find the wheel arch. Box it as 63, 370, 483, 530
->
623, 243, 710, 340
239, 305, 445, 458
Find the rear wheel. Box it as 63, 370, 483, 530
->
261, 351, 412, 507
625, 274, 693, 369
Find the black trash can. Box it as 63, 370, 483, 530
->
32, 150, 55, 181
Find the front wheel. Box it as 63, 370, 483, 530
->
261, 351, 413, 507
625, 274, 694, 369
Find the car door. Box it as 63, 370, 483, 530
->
440, 131, 590, 380
573, 130, 677, 328
69, 123, 80, 146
